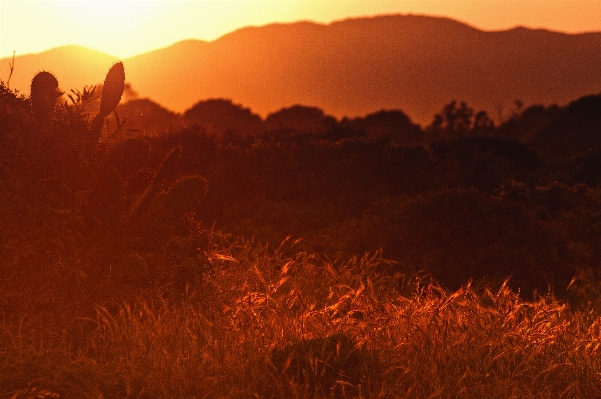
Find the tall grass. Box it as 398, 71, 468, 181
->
1, 235, 600, 398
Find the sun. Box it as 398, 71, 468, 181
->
55, 1, 165, 58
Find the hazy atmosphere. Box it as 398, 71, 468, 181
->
3, 0, 601, 59
2, 1, 601, 398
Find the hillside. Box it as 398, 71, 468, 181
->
3, 14, 601, 125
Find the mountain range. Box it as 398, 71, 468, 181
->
2, 14, 601, 125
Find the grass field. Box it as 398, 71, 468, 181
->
2, 235, 600, 399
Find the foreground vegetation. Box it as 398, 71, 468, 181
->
2, 66, 601, 397
2, 235, 601, 398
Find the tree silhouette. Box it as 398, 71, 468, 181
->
183, 98, 263, 137
264, 105, 337, 135
351, 109, 423, 146
114, 98, 181, 137
529, 94, 601, 164
496, 103, 561, 143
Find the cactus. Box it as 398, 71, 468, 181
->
22, 61, 210, 296
31, 71, 63, 117
25, 62, 208, 255
29, 62, 125, 142
90, 62, 126, 141
99, 62, 125, 118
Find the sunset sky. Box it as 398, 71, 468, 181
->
2, 0, 601, 60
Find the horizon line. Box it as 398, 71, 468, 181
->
3, 12, 601, 60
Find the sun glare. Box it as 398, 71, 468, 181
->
54, 1, 166, 57
2, 0, 601, 61
59, 1, 141, 27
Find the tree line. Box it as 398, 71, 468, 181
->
2, 78, 601, 307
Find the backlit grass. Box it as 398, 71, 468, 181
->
1, 235, 600, 398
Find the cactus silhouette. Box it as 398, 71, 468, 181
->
91, 62, 126, 140
26, 64, 207, 240
30, 62, 125, 143
99, 62, 125, 118
30, 71, 63, 117
18, 61, 210, 294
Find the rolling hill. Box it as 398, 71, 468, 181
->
2, 14, 601, 125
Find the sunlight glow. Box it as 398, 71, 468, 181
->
2, 0, 601, 60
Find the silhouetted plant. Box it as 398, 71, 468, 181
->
496, 103, 561, 143
427, 100, 496, 142
265, 105, 337, 136
99, 62, 125, 118
349, 109, 423, 146
530, 94, 601, 164
105, 137, 150, 177
183, 98, 263, 137
90, 62, 126, 141
30, 71, 63, 118
66, 84, 99, 116
0, 63, 212, 305
114, 98, 181, 136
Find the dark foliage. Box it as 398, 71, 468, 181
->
183, 98, 263, 137
349, 109, 423, 146
530, 93, 601, 163
496, 103, 562, 143
0, 79, 211, 320
570, 150, 601, 186
322, 189, 579, 295
265, 104, 337, 135
2, 77, 601, 311
427, 100, 496, 141
114, 98, 181, 136
430, 136, 541, 193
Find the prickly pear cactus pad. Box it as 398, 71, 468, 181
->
99, 62, 125, 118
31, 71, 63, 117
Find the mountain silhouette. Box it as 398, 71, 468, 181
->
2, 14, 601, 125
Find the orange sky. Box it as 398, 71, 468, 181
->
2, 0, 601, 60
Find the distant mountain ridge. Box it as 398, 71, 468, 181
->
3, 14, 601, 125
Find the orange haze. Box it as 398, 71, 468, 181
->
2, 1, 601, 60
3, 15, 601, 126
